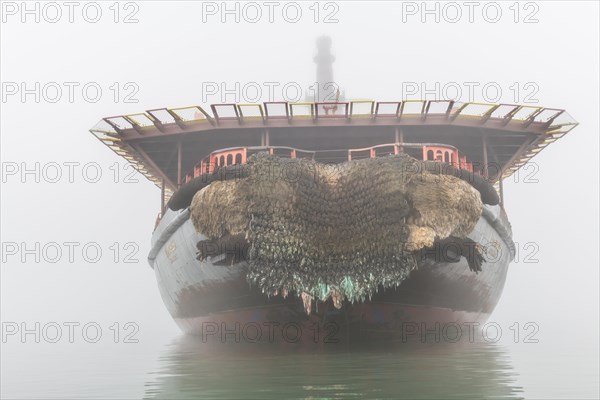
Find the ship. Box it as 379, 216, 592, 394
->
90, 38, 578, 342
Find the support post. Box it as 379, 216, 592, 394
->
499, 174, 504, 208
177, 141, 182, 187
160, 179, 165, 215
482, 133, 489, 179
261, 129, 270, 146
395, 127, 404, 153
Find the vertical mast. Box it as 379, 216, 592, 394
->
314, 36, 336, 103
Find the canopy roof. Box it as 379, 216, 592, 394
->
90, 100, 578, 193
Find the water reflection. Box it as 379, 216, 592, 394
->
144, 336, 523, 399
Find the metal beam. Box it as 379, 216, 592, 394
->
129, 142, 178, 191
113, 115, 552, 141
500, 135, 537, 177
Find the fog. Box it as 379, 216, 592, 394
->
1, 1, 598, 397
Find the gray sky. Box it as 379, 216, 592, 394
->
1, 0, 598, 353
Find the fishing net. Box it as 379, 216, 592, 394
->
190, 153, 483, 312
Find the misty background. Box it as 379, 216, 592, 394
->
1, 1, 598, 398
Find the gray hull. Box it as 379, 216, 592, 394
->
149, 205, 514, 338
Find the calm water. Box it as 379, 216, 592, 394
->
3, 334, 598, 399
144, 338, 524, 399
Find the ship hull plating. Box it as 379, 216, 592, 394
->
149, 205, 513, 340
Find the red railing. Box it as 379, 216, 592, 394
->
347, 143, 401, 160
421, 145, 473, 172
184, 143, 475, 183
185, 147, 247, 183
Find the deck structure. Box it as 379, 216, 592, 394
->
90, 100, 578, 210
